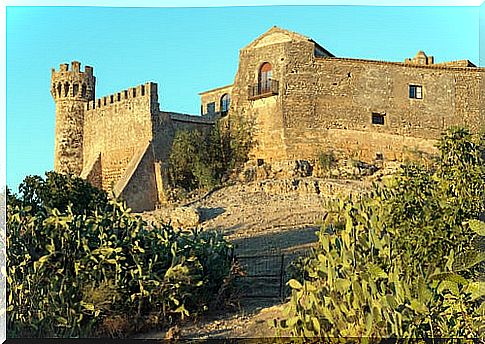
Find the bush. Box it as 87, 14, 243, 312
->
6, 173, 234, 338
168, 115, 255, 194
168, 128, 226, 192
226, 114, 255, 171
8, 171, 110, 215
317, 150, 337, 176
280, 127, 485, 339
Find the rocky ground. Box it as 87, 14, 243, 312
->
137, 175, 373, 339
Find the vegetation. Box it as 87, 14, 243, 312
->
6, 172, 234, 338
168, 128, 226, 192
316, 150, 337, 177
168, 115, 254, 194
281, 127, 485, 339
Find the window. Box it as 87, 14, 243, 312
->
249, 62, 279, 100
220, 93, 230, 115
259, 62, 273, 93
409, 85, 423, 99
372, 112, 385, 125
73, 83, 79, 96
207, 102, 216, 115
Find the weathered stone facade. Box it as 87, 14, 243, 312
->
202, 27, 484, 163
53, 27, 484, 211
52, 65, 213, 212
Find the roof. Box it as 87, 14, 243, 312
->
317, 56, 483, 71
242, 26, 334, 57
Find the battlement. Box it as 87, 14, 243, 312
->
85, 82, 158, 111
52, 61, 94, 75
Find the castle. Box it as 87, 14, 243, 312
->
52, 27, 485, 211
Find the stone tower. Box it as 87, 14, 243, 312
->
51, 61, 95, 175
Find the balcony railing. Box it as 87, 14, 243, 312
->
248, 79, 279, 100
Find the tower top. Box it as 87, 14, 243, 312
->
51, 61, 95, 101
404, 50, 434, 65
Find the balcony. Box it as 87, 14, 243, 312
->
248, 79, 279, 100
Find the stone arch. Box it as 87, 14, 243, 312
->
220, 93, 230, 115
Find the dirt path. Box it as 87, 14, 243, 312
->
138, 177, 367, 339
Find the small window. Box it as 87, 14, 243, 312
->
73, 83, 79, 96
372, 112, 385, 125
220, 93, 230, 115
409, 85, 423, 99
207, 102, 216, 115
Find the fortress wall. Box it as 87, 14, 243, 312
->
454, 72, 484, 132
83, 82, 158, 190
280, 54, 484, 161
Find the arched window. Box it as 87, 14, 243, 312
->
220, 93, 230, 115
259, 62, 272, 93
64, 82, 70, 97
57, 82, 62, 97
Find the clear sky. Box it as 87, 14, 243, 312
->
5, 4, 483, 190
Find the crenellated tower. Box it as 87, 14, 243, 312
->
51, 61, 95, 175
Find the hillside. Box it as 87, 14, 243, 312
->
140, 176, 371, 339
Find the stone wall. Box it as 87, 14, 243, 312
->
83, 82, 158, 190
280, 57, 484, 160
114, 142, 159, 212
225, 28, 485, 163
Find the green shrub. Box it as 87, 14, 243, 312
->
168, 115, 255, 193
226, 114, 255, 170
317, 150, 337, 174
280, 127, 485, 339
168, 128, 226, 192
8, 171, 110, 215
7, 173, 234, 338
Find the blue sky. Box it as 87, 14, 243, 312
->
5, 4, 483, 190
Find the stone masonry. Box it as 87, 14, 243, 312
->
52, 26, 484, 211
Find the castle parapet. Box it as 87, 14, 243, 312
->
85, 82, 158, 111
52, 61, 94, 76
51, 61, 95, 101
